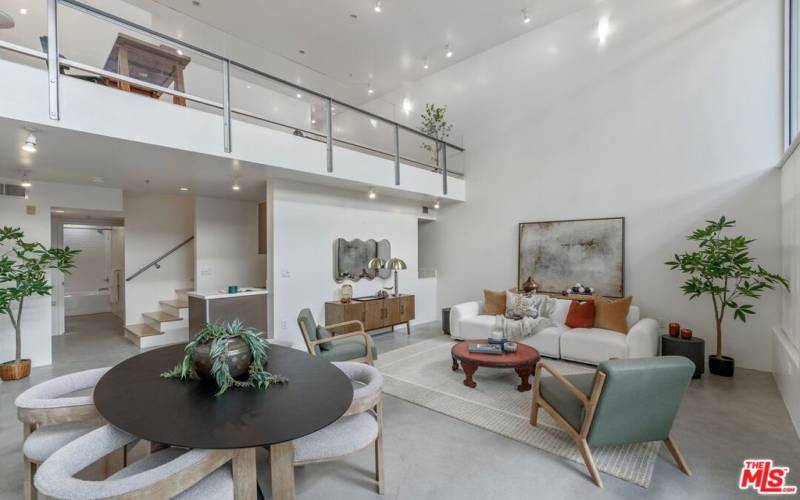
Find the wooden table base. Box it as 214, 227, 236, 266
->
270, 442, 295, 500
452, 357, 535, 392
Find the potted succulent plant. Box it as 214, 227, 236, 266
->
665, 217, 788, 376
0, 227, 79, 381
417, 103, 453, 167
161, 320, 287, 396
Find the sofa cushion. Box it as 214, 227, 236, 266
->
560, 328, 627, 365
565, 300, 595, 328
521, 324, 568, 358
594, 296, 633, 333
483, 289, 506, 315
458, 315, 497, 340
550, 299, 572, 324
538, 373, 597, 432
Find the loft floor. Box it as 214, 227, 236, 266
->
0, 320, 798, 499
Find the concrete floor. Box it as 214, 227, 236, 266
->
1, 319, 799, 499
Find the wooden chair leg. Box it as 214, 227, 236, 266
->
529, 363, 543, 426
576, 439, 603, 488
664, 435, 692, 476
529, 398, 539, 426
23, 459, 36, 500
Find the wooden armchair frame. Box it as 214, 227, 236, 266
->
300, 319, 375, 365
529, 362, 691, 488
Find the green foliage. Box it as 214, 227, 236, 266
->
665, 216, 788, 356
161, 319, 287, 396
0, 226, 79, 362
417, 104, 453, 165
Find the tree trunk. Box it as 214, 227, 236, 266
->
715, 316, 723, 358
15, 298, 24, 362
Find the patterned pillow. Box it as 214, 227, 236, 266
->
505, 291, 539, 319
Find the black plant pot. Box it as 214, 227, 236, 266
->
709, 355, 735, 377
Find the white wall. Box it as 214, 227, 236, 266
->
124, 193, 193, 324
0, 180, 122, 367
269, 179, 435, 346
194, 196, 266, 291
387, 0, 784, 371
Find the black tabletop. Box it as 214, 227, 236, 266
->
94, 343, 353, 449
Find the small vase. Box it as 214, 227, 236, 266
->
680, 328, 693, 340
193, 336, 254, 382
340, 284, 353, 303
668, 323, 680, 337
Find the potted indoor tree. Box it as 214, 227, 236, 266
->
161, 320, 287, 396
665, 217, 788, 376
0, 226, 79, 381
417, 103, 453, 167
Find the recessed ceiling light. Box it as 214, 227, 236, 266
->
179, 187, 190, 192
597, 16, 611, 45
20, 8, 28, 15
522, 8, 531, 24
232, 182, 241, 191
177, 49, 184, 55
22, 132, 37, 153
296, 93, 302, 99
368, 85, 374, 95
369, 118, 378, 128
374, 1, 382, 13
311, 118, 317, 124
445, 44, 453, 58
423, 57, 429, 70
368, 188, 376, 200
20, 173, 32, 188
433, 199, 440, 209
402, 97, 413, 115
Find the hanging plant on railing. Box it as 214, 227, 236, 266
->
417, 104, 453, 167
161, 320, 287, 396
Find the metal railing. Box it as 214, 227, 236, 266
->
126, 236, 194, 282
0, 0, 465, 195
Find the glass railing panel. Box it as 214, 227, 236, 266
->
230, 65, 326, 140
398, 128, 441, 172
332, 105, 395, 159
445, 144, 465, 177
57, 2, 223, 111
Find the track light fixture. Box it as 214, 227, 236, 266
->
433, 199, 440, 210
21, 173, 32, 188
22, 132, 37, 153
423, 57, 429, 70
445, 44, 453, 58
374, 0, 382, 13
368, 188, 376, 200
522, 8, 531, 24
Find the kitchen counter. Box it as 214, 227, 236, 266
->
187, 288, 269, 300
188, 288, 268, 337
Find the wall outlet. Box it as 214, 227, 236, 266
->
200, 268, 213, 276
280, 269, 291, 278
280, 320, 287, 330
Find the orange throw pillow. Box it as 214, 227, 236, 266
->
565, 300, 595, 328
594, 296, 633, 334
483, 289, 506, 315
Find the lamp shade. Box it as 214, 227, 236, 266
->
367, 257, 386, 269
386, 258, 407, 271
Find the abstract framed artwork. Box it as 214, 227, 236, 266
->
518, 217, 625, 297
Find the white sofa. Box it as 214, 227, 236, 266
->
449, 298, 659, 365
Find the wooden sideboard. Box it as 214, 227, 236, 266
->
325, 294, 415, 335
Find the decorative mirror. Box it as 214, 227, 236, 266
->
334, 238, 391, 282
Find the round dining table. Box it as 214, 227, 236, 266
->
94, 343, 353, 500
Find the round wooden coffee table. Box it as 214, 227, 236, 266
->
451, 340, 540, 392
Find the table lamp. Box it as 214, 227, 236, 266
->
367, 257, 386, 279
386, 258, 407, 296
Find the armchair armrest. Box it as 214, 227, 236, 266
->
325, 320, 366, 334
450, 301, 483, 340
626, 318, 660, 359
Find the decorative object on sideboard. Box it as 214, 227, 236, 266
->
522, 275, 539, 293
519, 217, 624, 297
668, 322, 681, 338
666, 216, 789, 377
385, 257, 407, 296
333, 238, 390, 282
161, 320, 287, 396
680, 328, 693, 340
562, 282, 596, 296
0, 226, 79, 381
340, 284, 353, 303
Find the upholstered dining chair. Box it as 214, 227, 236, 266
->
15, 367, 116, 500
268, 361, 384, 494
34, 424, 246, 499
530, 356, 694, 488
297, 308, 377, 364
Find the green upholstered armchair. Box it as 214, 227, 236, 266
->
530, 356, 694, 488
297, 308, 377, 365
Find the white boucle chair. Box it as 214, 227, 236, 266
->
33, 424, 243, 499
281, 361, 385, 494
15, 367, 114, 500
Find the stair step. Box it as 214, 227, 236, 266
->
125, 324, 161, 337
159, 299, 188, 309
143, 311, 182, 322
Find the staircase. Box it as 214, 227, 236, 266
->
124, 288, 192, 348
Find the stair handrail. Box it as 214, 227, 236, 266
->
126, 236, 194, 282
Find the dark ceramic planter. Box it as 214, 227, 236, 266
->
193, 336, 253, 382
709, 355, 735, 377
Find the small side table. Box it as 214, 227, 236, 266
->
442, 308, 451, 335
661, 335, 704, 378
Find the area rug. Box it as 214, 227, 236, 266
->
375, 337, 659, 487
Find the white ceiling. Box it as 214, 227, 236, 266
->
142, 0, 595, 103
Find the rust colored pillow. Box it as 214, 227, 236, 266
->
594, 296, 633, 334
483, 289, 506, 315
565, 300, 595, 328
